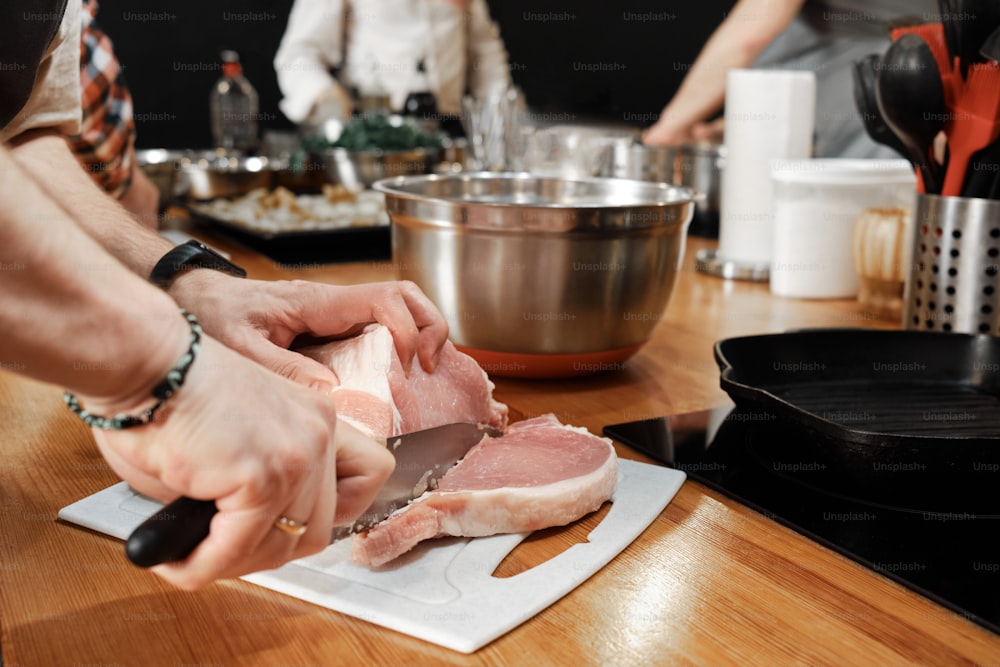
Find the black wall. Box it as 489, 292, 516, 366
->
98, 1, 735, 149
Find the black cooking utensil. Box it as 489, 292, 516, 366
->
987, 141, 1000, 199
875, 33, 947, 193
940, 0, 962, 64
961, 140, 1000, 197
980, 24, 1000, 62
851, 54, 912, 162
956, 0, 1000, 76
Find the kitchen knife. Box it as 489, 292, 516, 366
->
125, 422, 500, 567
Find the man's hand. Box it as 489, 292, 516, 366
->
89, 336, 394, 590
168, 273, 450, 390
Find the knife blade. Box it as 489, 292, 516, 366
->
124, 422, 499, 567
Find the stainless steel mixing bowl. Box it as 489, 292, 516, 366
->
374, 172, 697, 377
175, 152, 288, 200
315, 147, 441, 190
135, 148, 189, 202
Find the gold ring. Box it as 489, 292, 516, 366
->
274, 515, 308, 536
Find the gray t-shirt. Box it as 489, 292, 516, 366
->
752, 0, 937, 158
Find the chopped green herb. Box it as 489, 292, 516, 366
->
303, 115, 443, 152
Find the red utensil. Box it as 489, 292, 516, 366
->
941, 61, 1000, 196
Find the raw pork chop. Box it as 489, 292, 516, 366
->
300, 325, 508, 438
351, 413, 619, 567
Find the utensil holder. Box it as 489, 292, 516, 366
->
903, 194, 1000, 334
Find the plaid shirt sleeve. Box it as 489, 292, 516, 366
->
68, 0, 137, 199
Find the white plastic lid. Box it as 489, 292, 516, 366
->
769, 158, 915, 185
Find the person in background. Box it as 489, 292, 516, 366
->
644, 0, 936, 158
0, 0, 450, 589
69, 0, 160, 229
274, 0, 512, 129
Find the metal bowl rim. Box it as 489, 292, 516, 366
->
177, 154, 289, 174
135, 148, 191, 166
373, 172, 698, 210
315, 146, 442, 159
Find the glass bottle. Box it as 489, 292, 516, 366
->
209, 50, 259, 153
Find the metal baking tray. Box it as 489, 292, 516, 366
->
186, 207, 391, 265
171, 152, 392, 264
714, 329, 1000, 508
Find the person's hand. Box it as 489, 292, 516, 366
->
690, 118, 725, 143
168, 275, 449, 390
642, 118, 694, 146
307, 84, 354, 126
87, 335, 394, 590
643, 117, 725, 146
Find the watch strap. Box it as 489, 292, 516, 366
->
149, 240, 247, 288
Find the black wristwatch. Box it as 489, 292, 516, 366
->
149, 240, 247, 289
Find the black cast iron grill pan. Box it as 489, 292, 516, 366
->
714, 329, 1000, 514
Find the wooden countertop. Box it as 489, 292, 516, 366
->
2, 228, 998, 666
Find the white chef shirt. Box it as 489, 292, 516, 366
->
274, 0, 511, 122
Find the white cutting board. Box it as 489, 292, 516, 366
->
59, 459, 685, 653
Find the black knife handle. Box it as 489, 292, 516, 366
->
125, 496, 217, 567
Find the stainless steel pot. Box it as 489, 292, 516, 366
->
601, 142, 724, 238
374, 173, 696, 377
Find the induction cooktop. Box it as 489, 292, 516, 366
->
604, 405, 1000, 636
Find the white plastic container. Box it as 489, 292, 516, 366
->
769, 159, 916, 299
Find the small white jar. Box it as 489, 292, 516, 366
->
769, 159, 916, 299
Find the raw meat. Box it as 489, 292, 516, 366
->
351, 414, 619, 567
300, 325, 508, 438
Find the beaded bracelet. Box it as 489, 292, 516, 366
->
64, 309, 202, 430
